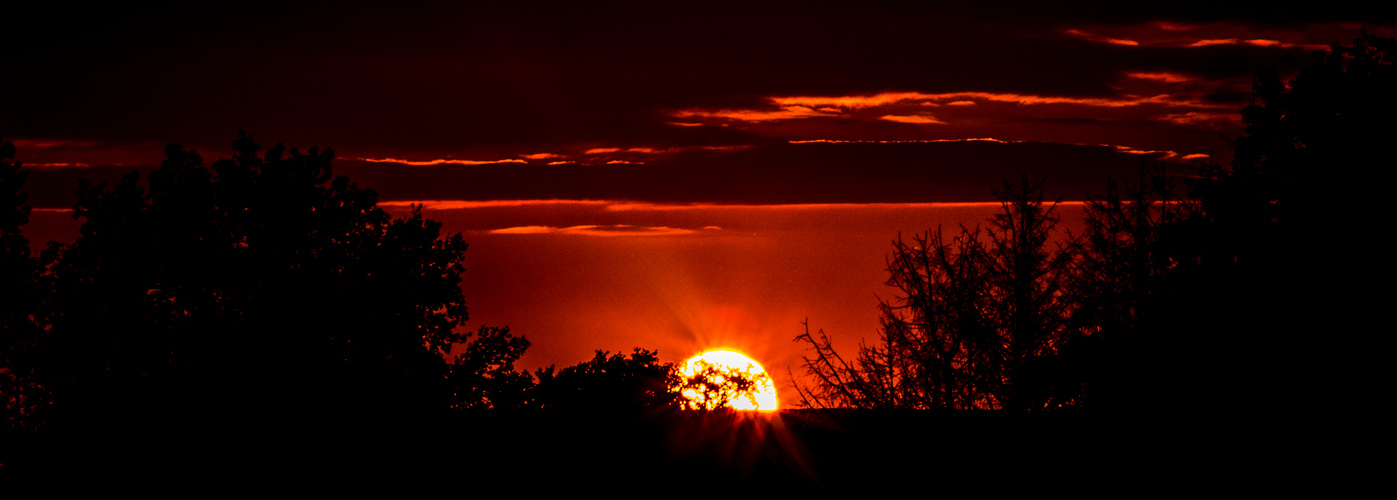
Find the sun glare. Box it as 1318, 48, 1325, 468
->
678, 350, 778, 411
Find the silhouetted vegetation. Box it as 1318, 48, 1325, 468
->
532, 348, 680, 412
796, 175, 1077, 410
797, 32, 1394, 414
2, 29, 1390, 491
0, 133, 538, 430
0, 138, 45, 429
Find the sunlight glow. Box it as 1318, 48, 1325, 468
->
678, 350, 778, 411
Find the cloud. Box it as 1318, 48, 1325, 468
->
673, 105, 840, 122
361, 157, 528, 166
880, 115, 944, 124
21, 162, 92, 168
788, 138, 1010, 144
9, 139, 102, 149
380, 199, 610, 210
489, 224, 698, 237
1060, 21, 1358, 52
755, 90, 1225, 113
1160, 111, 1238, 127
1186, 38, 1314, 49
1125, 72, 1194, 83
489, 225, 557, 234
1063, 29, 1140, 46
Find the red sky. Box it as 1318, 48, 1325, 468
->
6, 2, 1393, 407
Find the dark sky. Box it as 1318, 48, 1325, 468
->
7, 2, 1392, 406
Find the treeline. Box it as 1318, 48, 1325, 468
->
794, 32, 1393, 413
0, 133, 730, 433
1, 31, 1391, 432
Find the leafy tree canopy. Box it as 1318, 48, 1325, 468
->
9, 132, 528, 426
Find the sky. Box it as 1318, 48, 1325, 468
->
6, 2, 1393, 407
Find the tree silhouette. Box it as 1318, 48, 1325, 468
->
1063, 165, 1194, 409
0, 137, 46, 429
448, 326, 535, 410
1164, 31, 1395, 411
795, 175, 1076, 410
17, 132, 527, 426
531, 348, 680, 412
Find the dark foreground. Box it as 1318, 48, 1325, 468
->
1, 408, 1321, 493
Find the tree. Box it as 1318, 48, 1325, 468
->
448, 326, 535, 410
1167, 31, 1395, 411
795, 175, 1076, 410
0, 137, 46, 429
532, 348, 680, 412
21, 132, 527, 426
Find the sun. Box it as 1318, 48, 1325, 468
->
677, 350, 778, 411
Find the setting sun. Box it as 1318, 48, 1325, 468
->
677, 350, 778, 411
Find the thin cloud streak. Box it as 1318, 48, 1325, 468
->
362, 157, 529, 166
1063, 28, 1140, 46
880, 115, 944, 124
379, 199, 612, 210
383, 199, 1084, 213
489, 224, 701, 237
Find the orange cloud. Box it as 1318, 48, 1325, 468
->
1111, 145, 1178, 158
490, 225, 556, 234
490, 224, 698, 237
602, 200, 1024, 212
361, 157, 527, 166
1125, 72, 1194, 83
380, 199, 610, 210
674, 105, 840, 122
787, 138, 1010, 144
584, 147, 622, 154
1161, 111, 1238, 127
1063, 29, 1139, 46
22, 162, 92, 168
522, 153, 562, 160
771, 91, 1219, 110
879, 114, 944, 124
9, 139, 101, 149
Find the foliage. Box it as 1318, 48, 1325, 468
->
0, 137, 46, 428
532, 348, 680, 411
795, 31, 1395, 413
1165, 31, 1395, 410
448, 326, 535, 410
3, 132, 530, 426
795, 175, 1077, 411
1073, 166, 1191, 338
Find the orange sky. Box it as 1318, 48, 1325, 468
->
6, 3, 1393, 407
387, 201, 1086, 408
